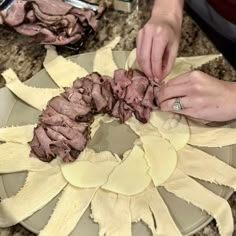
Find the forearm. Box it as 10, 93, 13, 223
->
152, 0, 184, 24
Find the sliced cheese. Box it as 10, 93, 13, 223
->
61, 160, 118, 188
126, 116, 160, 137
102, 145, 151, 195
79, 148, 119, 162
150, 111, 190, 150
90, 114, 114, 138
141, 135, 177, 186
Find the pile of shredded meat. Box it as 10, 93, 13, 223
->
30, 69, 160, 162
0, 0, 104, 45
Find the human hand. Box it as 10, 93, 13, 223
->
158, 71, 236, 121
136, 12, 182, 82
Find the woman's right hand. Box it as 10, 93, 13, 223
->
136, 1, 183, 82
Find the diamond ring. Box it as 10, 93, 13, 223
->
173, 97, 184, 111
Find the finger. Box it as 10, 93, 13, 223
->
151, 30, 168, 80
160, 96, 192, 112
158, 83, 191, 104
137, 28, 153, 78
136, 29, 143, 57
162, 42, 179, 78
164, 71, 191, 87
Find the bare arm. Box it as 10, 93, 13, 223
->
152, 0, 184, 23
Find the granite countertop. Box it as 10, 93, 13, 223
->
0, 1, 236, 236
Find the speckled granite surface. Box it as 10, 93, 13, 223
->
0, 1, 236, 236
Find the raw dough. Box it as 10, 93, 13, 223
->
91, 189, 132, 236
165, 54, 221, 81
178, 145, 236, 190
188, 120, 236, 147
164, 169, 234, 236
124, 49, 220, 81
43, 45, 58, 66
125, 49, 142, 71
93, 37, 120, 76
0, 166, 67, 227
0, 143, 49, 173
44, 56, 88, 88
0, 124, 36, 144
39, 185, 97, 236
2, 68, 63, 111
131, 187, 182, 236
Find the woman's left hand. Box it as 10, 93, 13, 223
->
158, 70, 236, 121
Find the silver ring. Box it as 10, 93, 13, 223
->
173, 97, 184, 111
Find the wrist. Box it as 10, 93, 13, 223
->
151, 0, 184, 27
229, 82, 236, 112
222, 82, 236, 120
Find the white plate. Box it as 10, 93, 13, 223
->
0, 51, 235, 236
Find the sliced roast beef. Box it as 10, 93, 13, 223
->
1, 0, 104, 45
45, 127, 67, 141
29, 134, 46, 159
142, 85, 159, 110
26, 10, 37, 23
32, 3, 62, 24
30, 68, 161, 163
92, 83, 107, 112
41, 113, 88, 134
119, 102, 133, 123
101, 80, 114, 111
34, 126, 55, 160
49, 96, 91, 119
50, 125, 78, 140
15, 24, 42, 36
67, 132, 87, 150
112, 100, 121, 118
89, 72, 104, 84
27, 0, 72, 16
4, 0, 26, 26
125, 76, 149, 105
73, 78, 84, 88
